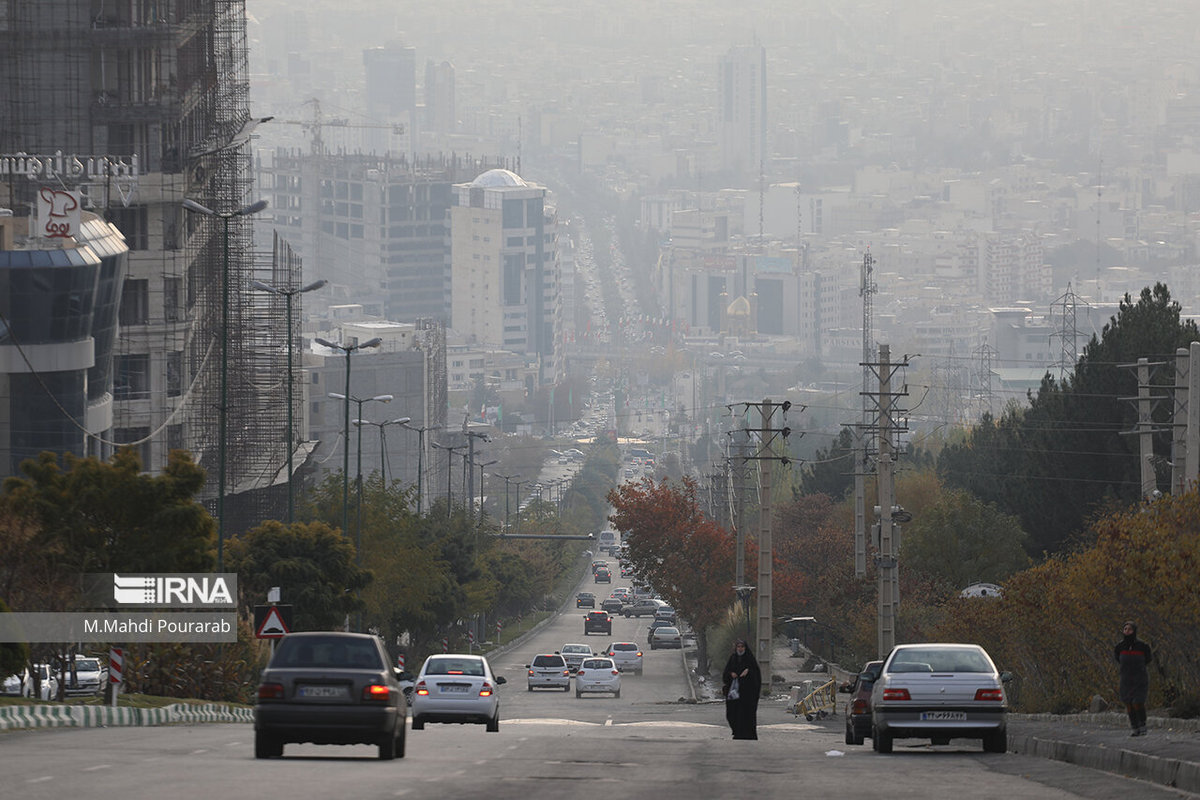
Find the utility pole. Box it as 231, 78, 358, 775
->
1119, 357, 1169, 500
738, 399, 796, 696
1172, 347, 1190, 494
864, 344, 909, 658
1188, 342, 1200, 486
463, 421, 491, 523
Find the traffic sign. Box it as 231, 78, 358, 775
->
108, 647, 123, 684
254, 604, 293, 638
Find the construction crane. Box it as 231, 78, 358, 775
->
276, 98, 405, 156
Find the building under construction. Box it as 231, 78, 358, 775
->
0, 2, 297, 534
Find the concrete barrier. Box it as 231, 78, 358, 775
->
0, 702, 252, 731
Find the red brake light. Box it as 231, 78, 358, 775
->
611, 669, 619, 676
851, 698, 869, 714
975, 688, 1004, 702
363, 684, 390, 701
882, 688, 910, 701
577, 670, 586, 676
636, 651, 643, 657
415, 680, 429, 696
257, 682, 284, 700
562, 669, 570, 676
479, 682, 493, 697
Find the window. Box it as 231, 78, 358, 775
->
115, 354, 150, 399
119, 279, 150, 325
108, 206, 149, 250
163, 277, 181, 321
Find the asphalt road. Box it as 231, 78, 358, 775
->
4, 574, 1198, 800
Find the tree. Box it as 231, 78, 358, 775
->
2, 448, 215, 575
939, 284, 1200, 555
226, 520, 370, 631
899, 489, 1031, 589
796, 427, 856, 500
608, 477, 735, 673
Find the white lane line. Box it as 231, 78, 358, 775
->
83, 764, 112, 771
605, 717, 613, 726
190, 749, 208, 754
27, 777, 54, 784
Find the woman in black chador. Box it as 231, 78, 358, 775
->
722, 639, 763, 740
1115, 621, 1154, 736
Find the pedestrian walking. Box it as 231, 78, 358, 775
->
1114, 620, 1153, 736
722, 639, 762, 740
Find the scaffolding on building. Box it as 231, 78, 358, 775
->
0, 2, 292, 536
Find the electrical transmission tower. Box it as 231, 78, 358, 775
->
1050, 284, 1087, 383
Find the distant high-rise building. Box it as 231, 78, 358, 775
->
719, 44, 767, 186
449, 169, 560, 385
425, 60, 456, 136
363, 43, 416, 153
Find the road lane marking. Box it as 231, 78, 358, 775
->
83, 764, 112, 771
27, 777, 54, 784
605, 717, 613, 726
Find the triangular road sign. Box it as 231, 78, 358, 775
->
255, 605, 291, 638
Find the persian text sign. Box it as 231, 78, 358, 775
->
0, 151, 139, 181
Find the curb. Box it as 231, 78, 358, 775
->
0, 702, 253, 731
1007, 731, 1200, 795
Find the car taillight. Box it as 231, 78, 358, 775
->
562, 669, 570, 676
479, 682, 493, 697
882, 688, 910, 701
975, 688, 1004, 702
363, 684, 391, 701
636, 651, 643, 657
257, 682, 284, 700
577, 670, 586, 676
415, 680, 429, 696
611, 669, 619, 676
851, 698, 869, 714
528, 669, 535, 676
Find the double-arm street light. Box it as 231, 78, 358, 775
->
493, 472, 520, 531
327, 390, 392, 557
250, 278, 327, 523
183, 197, 269, 570
400, 423, 439, 515
432, 442, 465, 519
354, 416, 412, 486
313, 336, 383, 546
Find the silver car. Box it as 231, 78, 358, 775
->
558, 644, 594, 673
411, 654, 505, 732
870, 642, 1010, 754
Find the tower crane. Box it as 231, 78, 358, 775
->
276, 98, 405, 156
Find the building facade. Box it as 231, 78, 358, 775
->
719, 44, 767, 186
449, 169, 560, 385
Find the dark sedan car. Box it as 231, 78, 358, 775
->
841, 660, 883, 745
254, 631, 407, 760
584, 611, 613, 636
576, 592, 596, 608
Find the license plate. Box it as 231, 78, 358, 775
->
920, 711, 967, 721
297, 685, 346, 698
440, 684, 469, 693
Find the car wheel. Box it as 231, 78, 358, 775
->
254, 732, 281, 759
395, 724, 406, 757
563, 685, 571, 692
873, 726, 893, 754
411, 716, 425, 731
983, 729, 1007, 753
845, 723, 855, 745
486, 711, 500, 733
576, 688, 582, 697
614, 688, 620, 699
378, 731, 397, 760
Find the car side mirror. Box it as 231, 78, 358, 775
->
495, 676, 507, 685
1000, 671, 1014, 683
838, 683, 853, 693
524, 664, 531, 669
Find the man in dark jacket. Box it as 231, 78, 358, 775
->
1115, 621, 1153, 736
722, 639, 762, 740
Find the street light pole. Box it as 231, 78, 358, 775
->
329, 391, 392, 560
250, 278, 327, 523
432, 442, 465, 519
494, 473, 519, 531
401, 423, 439, 515
353, 416, 411, 486
313, 337, 383, 551
476, 459, 498, 519
183, 197, 269, 571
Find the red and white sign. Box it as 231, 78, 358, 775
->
256, 606, 291, 639
109, 648, 123, 684
38, 187, 81, 239
441, 637, 449, 653
396, 654, 405, 670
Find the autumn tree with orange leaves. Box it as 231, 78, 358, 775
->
608, 476, 735, 674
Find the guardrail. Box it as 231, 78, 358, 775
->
0, 702, 252, 730
788, 678, 837, 720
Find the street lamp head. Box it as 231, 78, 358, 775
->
359, 337, 383, 349
182, 198, 215, 216
238, 199, 270, 216
328, 392, 347, 400
314, 337, 340, 351
392, 417, 412, 425
300, 278, 329, 293
371, 394, 394, 403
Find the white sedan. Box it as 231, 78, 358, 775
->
574, 657, 621, 698
411, 654, 505, 732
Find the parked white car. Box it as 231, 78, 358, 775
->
575, 657, 621, 698
22, 664, 58, 700
57, 656, 104, 696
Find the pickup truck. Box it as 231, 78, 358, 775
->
622, 599, 665, 618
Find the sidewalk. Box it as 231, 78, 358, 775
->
765, 638, 1200, 794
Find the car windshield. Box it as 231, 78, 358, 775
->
275, 636, 383, 669
562, 646, 590, 654
613, 643, 637, 652
70, 659, 101, 671
533, 655, 564, 668
656, 627, 679, 635
888, 648, 992, 673
581, 659, 612, 670
424, 657, 485, 676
